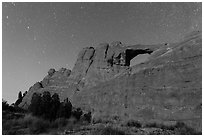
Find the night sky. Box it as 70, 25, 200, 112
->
2, 2, 202, 103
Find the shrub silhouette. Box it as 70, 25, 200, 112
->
50, 93, 60, 120
41, 91, 52, 119
126, 120, 142, 128
83, 111, 92, 123
29, 93, 42, 116
29, 91, 74, 121
95, 125, 126, 135
145, 121, 201, 135
72, 107, 83, 120
57, 98, 72, 119
29, 117, 50, 134
29, 91, 93, 122
2, 99, 12, 111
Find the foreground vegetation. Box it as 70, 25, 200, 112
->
2, 91, 202, 135
3, 112, 201, 135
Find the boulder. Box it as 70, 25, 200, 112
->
48, 68, 55, 76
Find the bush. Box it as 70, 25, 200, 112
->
95, 125, 126, 135
2, 99, 10, 110
41, 91, 52, 119
57, 98, 72, 119
83, 111, 92, 123
51, 118, 68, 128
126, 120, 142, 128
2, 99, 15, 112
29, 118, 50, 134
21, 114, 38, 127
145, 122, 160, 128
174, 122, 201, 135
145, 121, 201, 135
29, 92, 73, 121
72, 107, 83, 120
50, 93, 60, 120
29, 93, 42, 116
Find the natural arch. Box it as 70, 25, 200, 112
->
125, 49, 153, 66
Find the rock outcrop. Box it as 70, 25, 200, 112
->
19, 41, 157, 109
19, 31, 202, 132
72, 31, 202, 131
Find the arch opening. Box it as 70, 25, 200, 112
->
125, 49, 153, 66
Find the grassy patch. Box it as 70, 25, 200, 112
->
29, 118, 50, 134
93, 125, 126, 135
2, 113, 72, 135
125, 119, 142, 128
145, 121, 201, 135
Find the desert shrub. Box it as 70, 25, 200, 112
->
41, 91, 52, 119
3, 113, 74, 135
21, 114, 38, 127
72, 107, 83, 120
2, 99, 15, 112
51, 117, 68, 128
145, 122, 160, 128
2, 99, 10, 110
126, 120, 142, 128
57, 98, 72, 119
83, 111, 92, 123
50, 93, 61, 120
29, 92, 42, 116
68, 116, 78, 124
174, 122, 201, 135
2, 119, 19, 131
145, 121, 201, 135
29, 92, 73, 121
92, 117, 102, 124
95, 125, 126, 135
92, 116, 114, 124
29, 118, 50, 134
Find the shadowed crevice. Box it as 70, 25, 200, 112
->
125, 49, 153, 66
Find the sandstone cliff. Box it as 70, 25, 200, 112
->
19, 31, 202, 131
19, 41, 160, 108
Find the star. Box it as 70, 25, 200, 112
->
19, 19, 22, 24
11, 2, 16, 6
6, 16, 8, 19
71, 34, 75, 38
80, 6, 84, 9
26, 26, 30, 29
53, 12, 57, 19
121, 19, 125, 24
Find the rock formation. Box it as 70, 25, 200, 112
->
19, 31, 202, 132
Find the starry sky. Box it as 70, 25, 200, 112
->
2, 2, 202, 103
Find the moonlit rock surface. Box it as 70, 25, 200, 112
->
19, 31, 202, 132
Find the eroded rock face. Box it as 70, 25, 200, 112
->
19, 31, 202, 132
72, 31, 202, 131
19, 41, 155, 109
48, 68, 56, 76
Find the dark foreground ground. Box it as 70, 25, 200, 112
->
2, 110, 201, 135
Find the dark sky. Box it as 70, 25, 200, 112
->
2, 2, 202, 103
